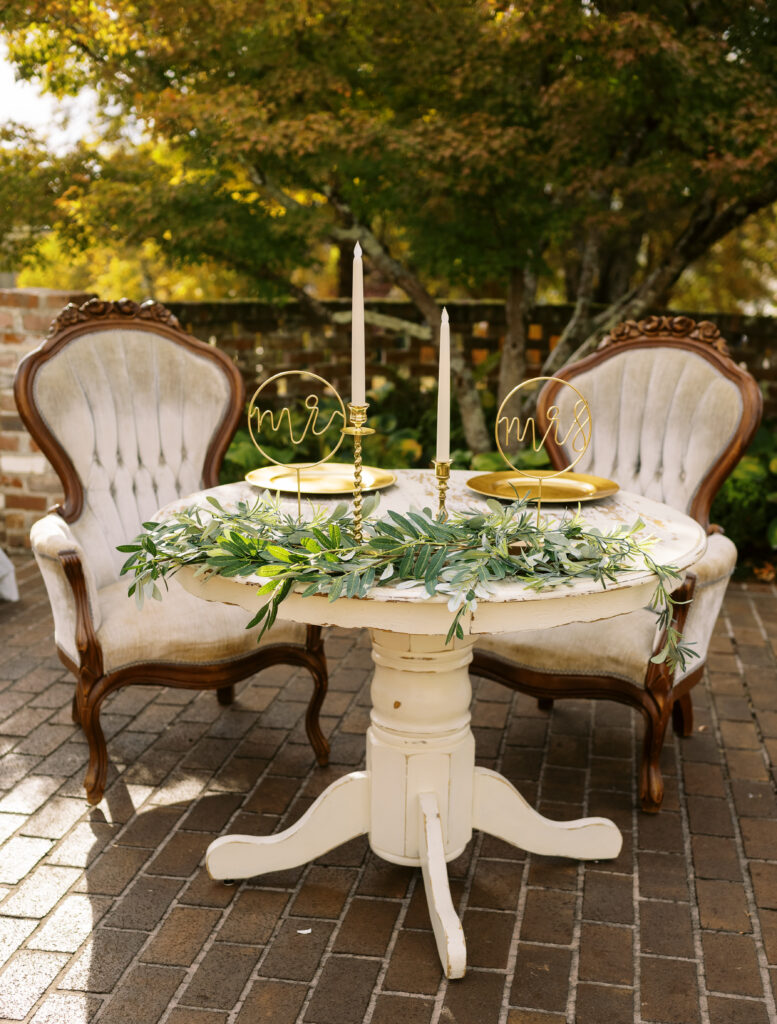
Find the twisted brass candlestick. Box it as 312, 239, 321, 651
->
434, 459, 451, 521
342, 403, 375, 543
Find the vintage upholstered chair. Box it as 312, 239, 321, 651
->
14, 298, 329, 804
472, 316, 761, 811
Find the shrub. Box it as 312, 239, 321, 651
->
710, 422, 777, 559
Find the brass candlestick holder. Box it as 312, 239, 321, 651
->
342, 403, 375, 543
434, 459, 451, 521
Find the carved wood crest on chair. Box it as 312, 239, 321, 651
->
472, 316, 762, 811
14, 297, 330, 804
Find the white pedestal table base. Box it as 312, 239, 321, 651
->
205, 630, 622, 979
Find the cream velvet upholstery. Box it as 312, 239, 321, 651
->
475, 532, 736, 686
478, 345, 746, 694
27, 326, 313, 674
96, 577, 307, 672
473, 327, 758, 811
32, 328, 231, 589
32, 513, 103, 664
30, 506, 306, 671
552, 348, 743, 515
18, 303, 330, 805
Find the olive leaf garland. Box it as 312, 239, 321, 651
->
118, 492, 697, 671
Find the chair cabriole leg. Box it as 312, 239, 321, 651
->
638, 701, 672, 813
79, 685, 111, 805
672, 692, 694, 737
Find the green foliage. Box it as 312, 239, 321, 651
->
6, 0, 777, 322
119, 491, 696, 671
711, 422, 777, 557
0, 125, 88, 272
17, 233, 255, 301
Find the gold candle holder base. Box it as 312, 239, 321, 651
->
434, 459, 451, 521
342, 403, 375, 544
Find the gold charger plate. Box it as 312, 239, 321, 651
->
467, 470, 619, 503
246, 462, 396, 495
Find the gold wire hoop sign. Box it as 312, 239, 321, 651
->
247, 370, 347, 513
495, 376, 592, 520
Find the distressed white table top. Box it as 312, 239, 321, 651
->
165, 470, 707, 636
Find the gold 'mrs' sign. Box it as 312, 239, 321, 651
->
495, 376, 592, 523
496, 376, 591, 476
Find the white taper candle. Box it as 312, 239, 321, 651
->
436, 308, 450, 462
351, 242, 365, 405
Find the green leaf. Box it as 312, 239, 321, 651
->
399, 547, 415, 578
388, 510, 420, 537
361, 494, 380, 519
325, 503, 348, 523
376, 522, 404, 542
415, 544, 432, 577
246, 603, 270, 629
425, 546, 448, 594
265, 544, 291, 561
257, 564, 284, 576
346, 572, 360, 598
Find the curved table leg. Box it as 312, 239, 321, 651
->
472, 767, 622, 860
418, 792, 467, 980
206, 771, 370, 880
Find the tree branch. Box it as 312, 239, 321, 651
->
241, 161, 308, 214
543, 227, 600, 374
322, 186, 442, 327
544, 179, 777, 373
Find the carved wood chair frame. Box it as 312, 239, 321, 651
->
471, 316, 763, 812
14, 297, 330, 804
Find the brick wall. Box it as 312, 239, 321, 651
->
2, 288, 776, 551
0, 289, 94, 550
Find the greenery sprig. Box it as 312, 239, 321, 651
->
118, 493, 697, 671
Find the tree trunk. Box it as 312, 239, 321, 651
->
497, 268, 530, 405
543, 186, 777, 376
324, 188, 492, 454
450, 330, 490, 454
337, 242, 353, 298
542, 228, 600, 375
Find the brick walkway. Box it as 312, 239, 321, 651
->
0, 557, 775, 1024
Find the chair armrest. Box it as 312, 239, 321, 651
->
675, 532, 737, 680
31, 514, 103, 672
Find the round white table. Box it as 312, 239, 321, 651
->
168, 470, 706, 979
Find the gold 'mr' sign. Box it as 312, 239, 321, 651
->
247, 370, 347, 514
495, 376, 592, 521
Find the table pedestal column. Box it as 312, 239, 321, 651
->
205, 629, 622, 979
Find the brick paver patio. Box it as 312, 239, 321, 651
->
0, 555, 775, 1024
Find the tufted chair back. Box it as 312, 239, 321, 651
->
15, 299, 242, 589
538, 317, 762, 529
